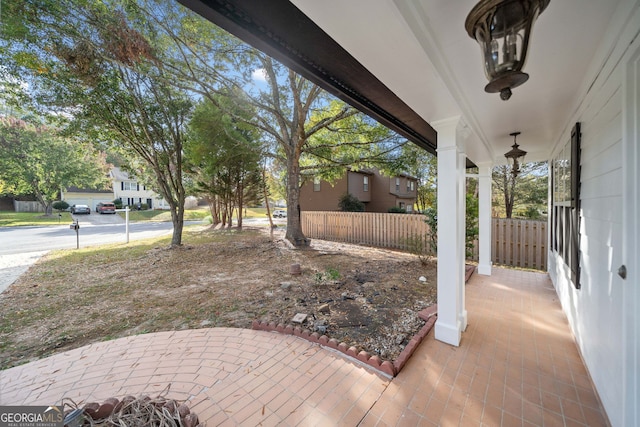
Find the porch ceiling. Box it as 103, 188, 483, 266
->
290, 0, 620, 165
179, 0, 620, 165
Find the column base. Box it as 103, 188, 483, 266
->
435, 319, 461, 346
459, 309, 468, 331
478, 263, 492, 276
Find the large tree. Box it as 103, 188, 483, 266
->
493, 161, 548, 218
394, 143, 438, 212
0, 117, 108, 215
186, 94, 264, 228
82, 67, 192, 246
105, 0, 406, 245
2, 0, 192, 245
3, 0, 407, 245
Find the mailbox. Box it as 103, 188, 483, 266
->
70, 223, 79, 230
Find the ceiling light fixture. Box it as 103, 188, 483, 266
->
465, 0, 550, 100
504, 131, 527, 177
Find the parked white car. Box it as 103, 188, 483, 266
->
272, 210, 287, 218
70, 204, 91, 215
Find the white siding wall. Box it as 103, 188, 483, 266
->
548, 3, 640, 425
113, 182, 169, 209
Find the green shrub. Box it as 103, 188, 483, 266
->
338, 193, 365, 212
403, 234, 431, 265
421, 195, 478, 259
314, 267, 341, 285
113, 198, 123, 209
52, 201, 69, 212
423, 206, 437, 254
524, 206, 542, 219
388, 206, 406, 213
465, 193, 479, 259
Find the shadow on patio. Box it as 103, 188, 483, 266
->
0, 267, 608, 426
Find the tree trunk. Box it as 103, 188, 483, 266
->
237, 180, 243, 229
33, 188, 52, 216
172, 215, 184, 246
208, 196, 220, 225
285, 153, 308, 246
168, 200, 184, 246
226, 198, 233, 227
216, 196, 224, 225
262, 164, 275, 232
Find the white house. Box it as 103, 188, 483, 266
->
63, 167, 169, 210
109, 167, 169, 210
61, 187, 113, 211
179, 1, 639, 425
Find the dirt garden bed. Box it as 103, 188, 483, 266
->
0, 226, 438, 371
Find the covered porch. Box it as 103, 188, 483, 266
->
176, 1, 638, 424
0, 268, 608, 425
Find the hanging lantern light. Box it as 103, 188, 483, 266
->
504, 131, 527, 177
465, 0, 550, 100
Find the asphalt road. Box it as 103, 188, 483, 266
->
0, 221, 201, 293
0, 221, 189, 256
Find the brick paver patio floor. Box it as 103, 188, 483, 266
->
0, 267, 610, 426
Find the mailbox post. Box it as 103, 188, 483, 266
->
69, 220, 79, 249
115, 207, 131, 243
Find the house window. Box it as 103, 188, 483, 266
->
313, 177, 321, 192
363, 176, 369, 192
407, 180, 411, 192
551, 122, 581, 289
122, 181, 137, 191
395, 178, 400, 191
410, 181, 415, 192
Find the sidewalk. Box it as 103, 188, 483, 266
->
0, 251, 48, 294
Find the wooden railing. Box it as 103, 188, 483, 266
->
301, 211, 547, 271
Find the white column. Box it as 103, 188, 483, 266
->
457, 149, 468, 331
433, 116, 466, 346
477, 163, 493, 276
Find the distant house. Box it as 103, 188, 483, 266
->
61, 187, 114, 211
109, 167, 168, 210
62, 167, 169, 210
299, 169, 417, 213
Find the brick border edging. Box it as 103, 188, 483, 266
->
251, 304, 438, 377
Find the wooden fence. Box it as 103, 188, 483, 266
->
301, 211, 547, 271
490, 218, 547, 270
13, 200, 44, 213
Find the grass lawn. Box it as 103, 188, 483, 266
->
0, 211, 75, 227
0, 207, 282, 227
116, 206, 281, 221
0, 209, 210, 226
117, 208, 209, 222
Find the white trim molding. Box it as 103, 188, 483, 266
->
622, 37, 640, 427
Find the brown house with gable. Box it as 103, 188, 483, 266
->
299, 169, 417, 213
